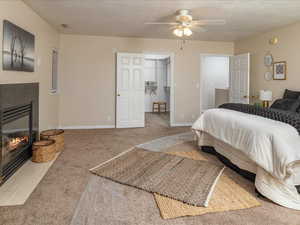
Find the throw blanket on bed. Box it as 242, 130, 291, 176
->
219, 103, 300, 135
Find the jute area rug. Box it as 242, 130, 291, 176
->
90, 147, 224, 207
155, 151, 261, 219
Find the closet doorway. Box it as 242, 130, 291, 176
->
144, 53, 173, 128
200, 54, 230, 113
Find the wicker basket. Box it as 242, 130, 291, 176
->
32, 140, 56, 163
40, 129, 65, 152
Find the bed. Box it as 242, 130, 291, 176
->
192, 89, 300, 210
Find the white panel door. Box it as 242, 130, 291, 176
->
116, 53, 145, 128
200, 55, 230, 112
229, 53, 250, 104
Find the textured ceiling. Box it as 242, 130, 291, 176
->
24, 0, 300, 41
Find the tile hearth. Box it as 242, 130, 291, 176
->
0, 153, 59, 206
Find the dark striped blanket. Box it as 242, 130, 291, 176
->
219, 103, 300, 135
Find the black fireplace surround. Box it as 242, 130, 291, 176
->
0, 83, 39, 185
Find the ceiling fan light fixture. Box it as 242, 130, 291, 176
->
173, 27, 192, 37
173, 28, 183, 37
146, 9, 226, 40
183, 28, 192, 36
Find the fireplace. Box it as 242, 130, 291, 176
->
1, 103, 33, 183
0, 83, 38, 185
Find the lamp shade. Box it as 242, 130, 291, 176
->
259, 90, 273, 101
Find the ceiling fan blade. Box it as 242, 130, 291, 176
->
192, 26, 207, 32
168, 26, 177, 30
145, 22, 179, 25
192, 19, 226, 25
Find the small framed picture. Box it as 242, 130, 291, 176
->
273, 61, 287, 80
264, 54, 273, 67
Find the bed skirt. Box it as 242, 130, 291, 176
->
194, 131, 300, 210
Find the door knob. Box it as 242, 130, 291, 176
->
117, 94, 120, 96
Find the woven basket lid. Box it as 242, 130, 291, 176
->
41, 129, 64, 136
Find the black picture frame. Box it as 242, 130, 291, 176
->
2, 20, 35, 72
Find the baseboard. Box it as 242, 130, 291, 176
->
171, 123, 193, 127
58, 125, 115, 130
59, 123, 192, 129
145, 111, 170, 113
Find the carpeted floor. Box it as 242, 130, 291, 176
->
145, 112, 170, 128
1, 114, 300, 225
0, 114, 188, 225
71, 141, 300, 225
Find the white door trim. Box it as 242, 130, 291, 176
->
143, 51, 175, 127
199, 53, 232, 114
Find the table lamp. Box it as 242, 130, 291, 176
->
259, 90, 273, 108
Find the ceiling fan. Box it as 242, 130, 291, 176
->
145, 9, 226, 38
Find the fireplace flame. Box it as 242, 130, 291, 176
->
8, 136, 29, 151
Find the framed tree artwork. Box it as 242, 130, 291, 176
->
273, 61, 287, 80
2, 20, 35, 72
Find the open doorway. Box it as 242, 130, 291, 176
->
116, 52, 174, 129
144, 54, 171, 128
200, 54, 230, 113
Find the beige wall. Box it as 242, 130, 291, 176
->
0, 0, 60, 131
59, 35, 233, 127
235, 22, 300, 101
3, 1, 299, 129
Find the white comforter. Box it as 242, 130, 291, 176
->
192, 108, 300, 209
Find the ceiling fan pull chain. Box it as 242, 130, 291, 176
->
180, 39, 186, 50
